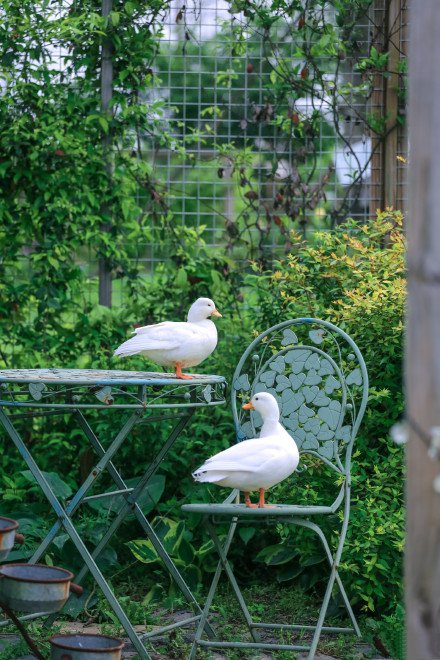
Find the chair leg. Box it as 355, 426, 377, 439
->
308, 566, 338, 659
206, 519, 260, 643
189, 516, 261, 659
189, 517, 238, 660
290, 518, 361, 654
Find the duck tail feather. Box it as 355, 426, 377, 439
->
192, 469, 227, 483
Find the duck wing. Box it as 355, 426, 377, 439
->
114, 321, 198, 356
193, 437, 281, 477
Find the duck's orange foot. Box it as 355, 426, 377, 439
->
244, 492, 258, 508
257, 488, 275, 508
175, 364, 194, 379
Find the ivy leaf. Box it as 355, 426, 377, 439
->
269, 356, 285, 374
318, 400, 342, 430
202, 384, 212, 402
29, 383, 46, 400
346, 368, 363, 386
233, 373, 251, 391
239, 527, 256, 545
94, 386, 113, 405
281, 329, 298, 346
259, 370, 276, 387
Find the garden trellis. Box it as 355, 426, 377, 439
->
125, 0, 408, 283
145, 0, 407, 240
0, 0, 407, 315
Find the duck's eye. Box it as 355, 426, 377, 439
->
255, 397, 259, 401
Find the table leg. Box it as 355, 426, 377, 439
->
28, 410, 142, 563
0, 407, 152, 660
69, 410, 215, 638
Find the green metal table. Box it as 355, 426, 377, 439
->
0, 368, 226, 659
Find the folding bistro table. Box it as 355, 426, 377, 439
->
0, 368, 226, 659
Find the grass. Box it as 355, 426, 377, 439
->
96, 583, 383, 659
0, 583, 399, 659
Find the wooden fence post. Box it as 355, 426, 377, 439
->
370, 0, 407, 216
99, 0, 113, 307
406, 1, 440, 656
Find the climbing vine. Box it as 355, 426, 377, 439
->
0, 0, 406, 354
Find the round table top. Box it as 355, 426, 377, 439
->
0, 369, 226, 387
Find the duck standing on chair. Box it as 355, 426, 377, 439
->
192, 392, 299, 508
113, 297, 222, 379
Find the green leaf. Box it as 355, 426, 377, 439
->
255, 543, 298, 566
142, 584, 166, 605
177, 563, 202, 592
276, 564, 304, 583
177, 537, 195, 564
238, 527, 256, 545
195, 539, 214, 558
175, 267, 188, 289
121, 198, 132, 220
127, 539, 158, 564
161, 519, 185, 555
86, 474, 165, 516
21, 471, 72, 499
98, 116, 109, 133
110, 11, 120, 26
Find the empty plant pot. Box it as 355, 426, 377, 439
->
0, 564, 83, 613
0, 517, 24, 561
50, 633, 124, 660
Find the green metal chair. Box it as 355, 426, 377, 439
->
182, 317, 368, 659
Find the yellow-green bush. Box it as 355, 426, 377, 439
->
244, 210, 405, 613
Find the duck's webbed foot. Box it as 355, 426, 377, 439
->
175, 363, 194, 379
258, 488, 275, 508
244, 492, 258, 508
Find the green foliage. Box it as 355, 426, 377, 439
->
365, 603, 406, 660
127, 515, 217, 603
243, 209, 405, 613
0, 0, 404, 628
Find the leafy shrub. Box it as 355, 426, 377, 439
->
241, 209, 405, 614
0, 209, 404, 619
365, 603, 406, 660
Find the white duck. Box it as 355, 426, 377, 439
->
113, 297, 222, 379
192, 392, 299, 507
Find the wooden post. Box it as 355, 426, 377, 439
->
99, 0, 113, 307
406, 1, 440, 657
370, 0, 407, 216
369, 0, 386, 216
383, 0, 401, 208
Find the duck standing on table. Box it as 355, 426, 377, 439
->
113, 298, 222, 379
192, 392, 300, 508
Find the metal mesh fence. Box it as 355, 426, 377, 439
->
115, 0, 408, 283
1, 0, 408, 307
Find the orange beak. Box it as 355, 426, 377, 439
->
211, 309, 222, 317
242, 401, 254, 410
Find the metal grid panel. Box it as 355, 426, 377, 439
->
3, 1, 407, 304
119, 0, 407, 283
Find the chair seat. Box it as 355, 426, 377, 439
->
182, 502, 336, 517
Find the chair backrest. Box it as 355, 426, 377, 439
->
231, 318, 368, 477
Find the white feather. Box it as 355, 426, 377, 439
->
192, 393, 300, 493
113, 298, 220, 369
